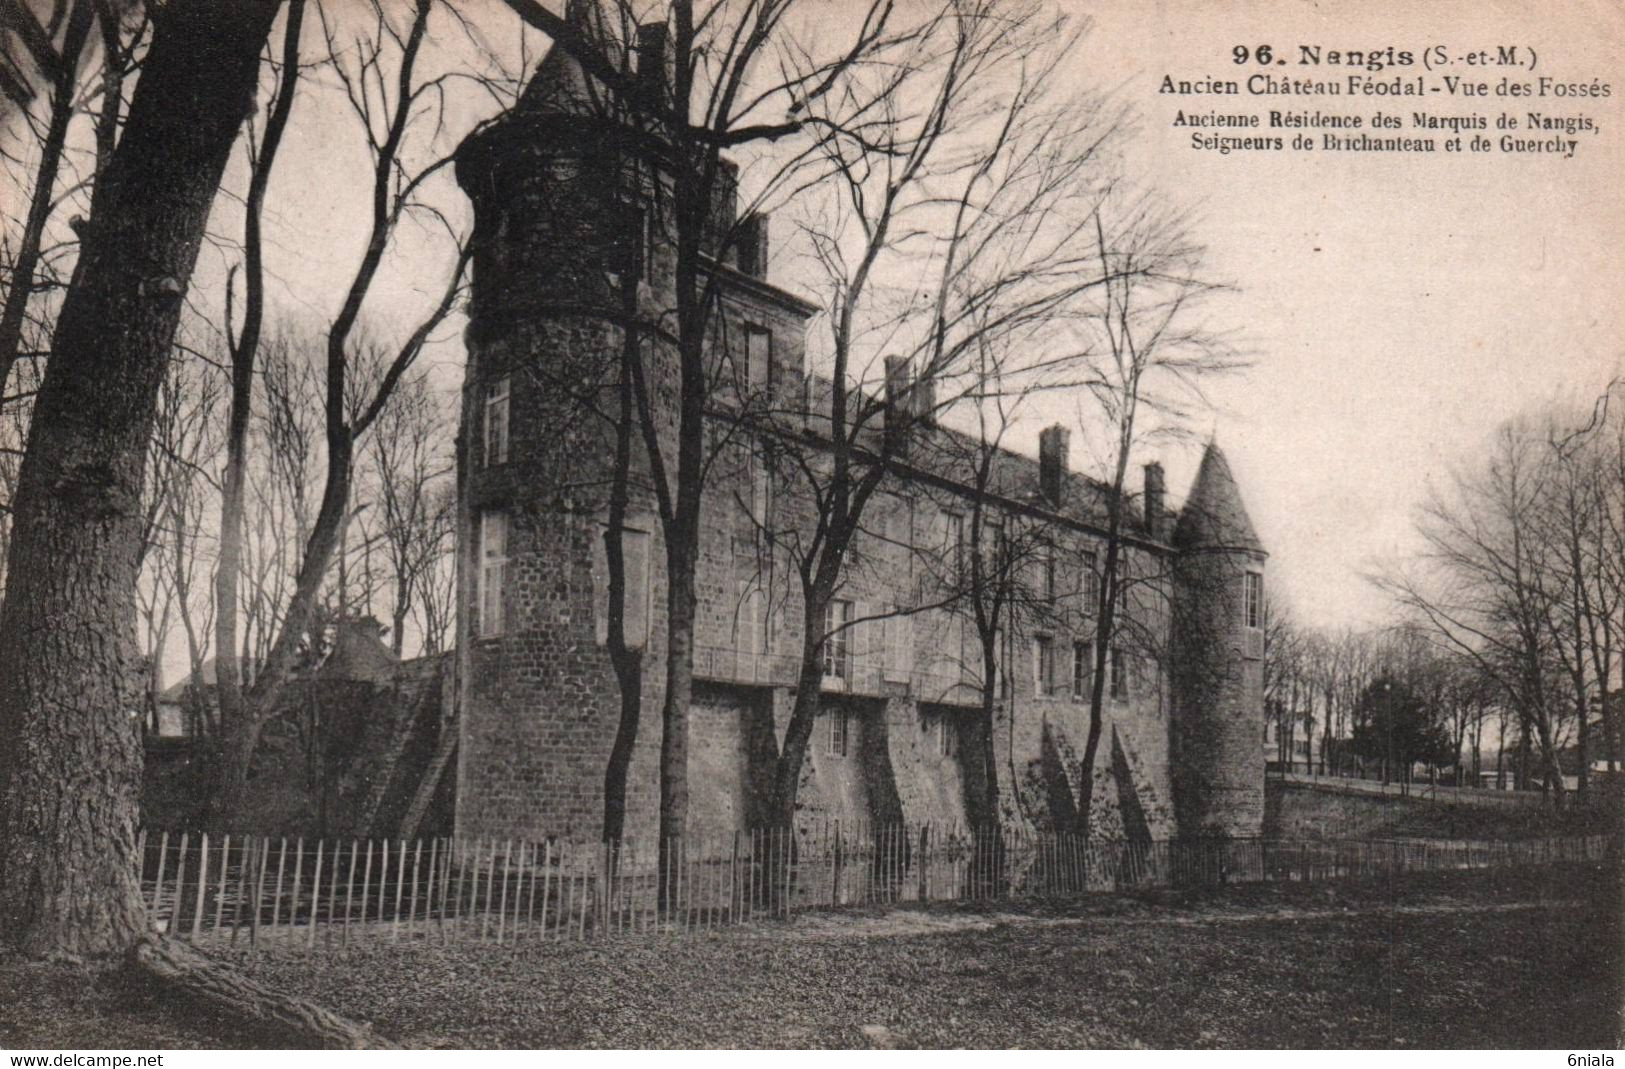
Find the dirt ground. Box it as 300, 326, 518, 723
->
2, 862, 1620, 1049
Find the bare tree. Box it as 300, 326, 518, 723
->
752, 0, 1145, 831
494, 0, 903, 859
211, 0, 474, 827
1068, 191, 1237, 837
1377, 419, 1572, 805
359, 366, 455, 655
0, 0, 280, 963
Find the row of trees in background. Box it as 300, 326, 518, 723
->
1265, 391, 1625, 806
0, 0, 485, 834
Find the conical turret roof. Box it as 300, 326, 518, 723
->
515, 0, 604, 117
1172, 440, 1264, 553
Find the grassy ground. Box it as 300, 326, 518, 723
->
2, 862, 1619, 1049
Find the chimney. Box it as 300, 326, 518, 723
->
884, 355, 912, 453
737, 212, 770, 279
1143, 461, 1166, 538
635, 22, 669, 108
1038, 424, 1069, 507
912, 376, 936, 424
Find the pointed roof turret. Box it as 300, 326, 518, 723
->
1172, 440, 1265, 554
516, 0, 605, 117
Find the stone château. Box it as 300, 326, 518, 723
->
449, 24, 1267, 846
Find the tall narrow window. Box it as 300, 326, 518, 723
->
1082, 549, 1099, 613
939, 715, 958, 757
824, 599, 853, 681
749, 453, 771, 530
828, 710, 849, 757
736, 578, 768, 656
1244, 572, 1263, 630
484, 376, 510, 467
884, 609, 913, 683
1110, 646, 1130, 699
944, 512, 965, 583
1034, 635, 1056, 697
1072, 640, 1090, 702
1043, 541, 1058, 603
745, 325, 772, 390
477, 510, 509, 637
622, 527, 651, 649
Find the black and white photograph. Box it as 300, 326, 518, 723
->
0, 0, 1620, 1053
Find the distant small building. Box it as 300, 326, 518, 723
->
141, 618, 456, 840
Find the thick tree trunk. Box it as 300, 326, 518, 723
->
0, 0, 280, 959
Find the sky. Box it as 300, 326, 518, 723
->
186, 0, 1625, 660
1040, 0, 1625, 631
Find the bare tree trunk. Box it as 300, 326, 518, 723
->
602, 321, 644, 844
214, 0, 306, 820
0, 0, 95, 398
0, 0, 280, 959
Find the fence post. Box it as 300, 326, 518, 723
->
308, 840, 324, 950
152, 832, 171, 930
251, 836, 269, 948
270, 837, 287, 937
394, 839, 408, 940
170, 833, 189, 938
496, 839, 513, 945
135, 829, 148, 909
344, 839, 359, 946
190, 833, 209, 941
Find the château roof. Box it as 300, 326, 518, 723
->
1172, 440, 1264, 554
516, 6, 602, 119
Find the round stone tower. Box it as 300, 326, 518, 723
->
449, 18, 670, 844
1170, 441, 1268, 839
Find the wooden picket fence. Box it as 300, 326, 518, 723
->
133, 825, 1619, 949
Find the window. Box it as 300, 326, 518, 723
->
477, 510, 509, 637
1110, 646, 1130, 699
883, 610, 913, 683
736, 578, 768, 656
944, 512, 965, 582
957, 615, 977, 686
749, 454, 771, 530
828, 710, 849, 757
745, 325, 772, 390
919, 710, 958, 757
621, 527, 651, 648
1034, 635, 1057, 697
1043, 541, 1058, 603
1082, 550, 1099, 613
987, 521, 1005, 576
483, 376, 510, 466
1072, 641, 1090, 702
824, 599, 853, 681
1244, 572, 1263, 630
